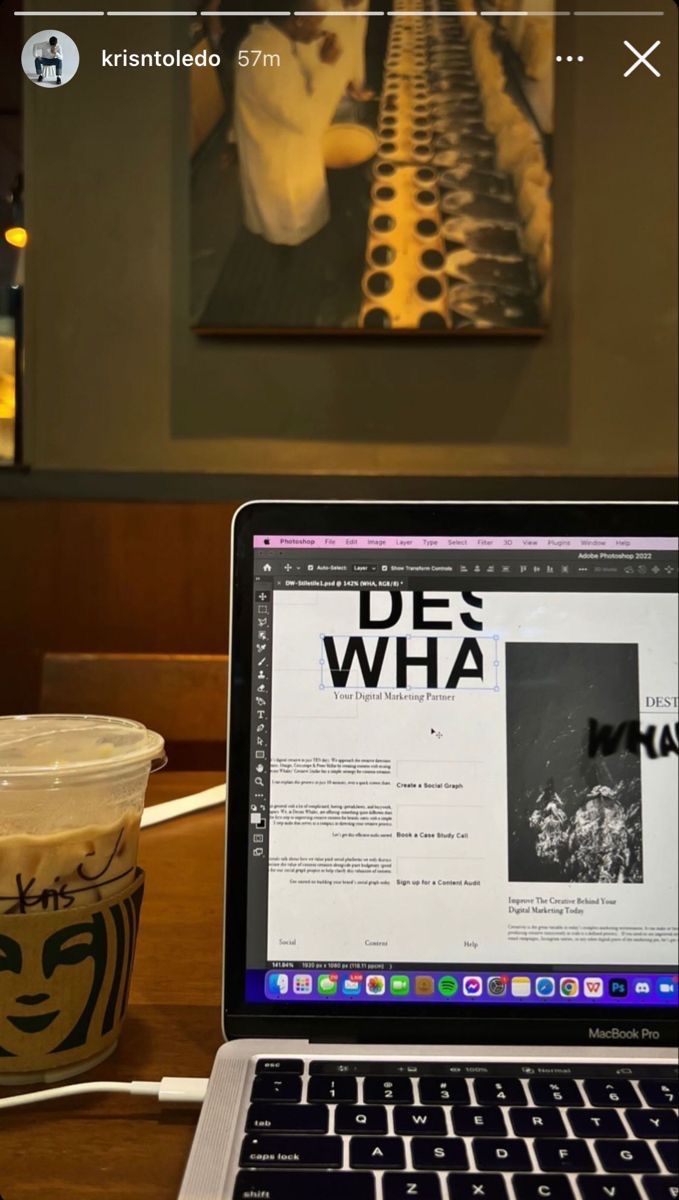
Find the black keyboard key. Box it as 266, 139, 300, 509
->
350, 1137, 406, 1169
234, 1171, 375, 1199
246, 1103, 328, 1133
255, 1058, 304, 1075
240, 1135, 342, 1169
639, 1080, 678, 1108
513, 1175, 574, 1200
627, 1109, 679, 1139
251, 1076, 302, 1103
585, 1079, 641, 1108
384, 1174, 442, 1199
453, 1106, 506, 1136
447, 1174, 508, 1200
420, 1077, 470, 1105
578, 1177, 641, 1200
657, 1143, 679, 1174
307, 1075, 357, 1103
412, 1138, 468, 1170
394, 1106, 448, 1135
472, 1138, 532, 1172
567, 1108, 626, 1138
642, 1177, 679, 1200
363, 1077, 413, 1104
475, 1078, 527, 1105
595, 1140, 659, 1174
529, 1079, 583, 1107
534, 1139, 596, 1173
335, 1104, 387, 1135
510, 1106, 567, 1137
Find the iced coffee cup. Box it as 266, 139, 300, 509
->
0, 714, 165, 1083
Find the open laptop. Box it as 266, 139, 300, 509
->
179, 501, 679, 1200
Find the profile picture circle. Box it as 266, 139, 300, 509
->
22, 30, 79, 88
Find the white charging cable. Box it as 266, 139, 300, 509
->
140, 783, 225, 828
0, 796, 221, 1114
0, 794, 222, 1112
0, 1076, 209, 1110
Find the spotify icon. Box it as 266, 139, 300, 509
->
438, 976, 459, 997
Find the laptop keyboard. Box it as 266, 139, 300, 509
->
234, 1060, 679, 1200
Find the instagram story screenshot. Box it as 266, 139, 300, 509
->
0, 1, 677, 1199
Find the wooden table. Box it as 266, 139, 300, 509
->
0, 771, 226, 1200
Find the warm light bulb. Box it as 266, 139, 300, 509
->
4, 227, 28, 249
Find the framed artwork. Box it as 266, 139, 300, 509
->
190, 1, 554, 335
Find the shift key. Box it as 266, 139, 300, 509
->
235, 1172, 375, 1199
240, 1135, 343, 1168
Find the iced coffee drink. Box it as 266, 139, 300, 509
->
0, 715, 165, 915
0, 714, 165, 1082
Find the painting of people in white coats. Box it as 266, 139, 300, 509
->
190, 2, 554, 333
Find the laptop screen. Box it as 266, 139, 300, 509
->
243, 531, 678, 1012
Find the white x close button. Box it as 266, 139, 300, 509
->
623, 39, 661, 78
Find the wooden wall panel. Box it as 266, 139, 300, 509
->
0, 500, 239, 716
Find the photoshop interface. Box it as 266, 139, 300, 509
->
244, 535, 678, 1008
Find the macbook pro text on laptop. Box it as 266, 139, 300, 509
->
179, 501, 678, 1200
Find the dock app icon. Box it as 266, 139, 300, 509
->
366, 975, 386, 996
560, 978, 580, 998
266, 972, 289, 998
293, 973, 312, 995
584, 977, 604, 998
511, 976, 531, 998
536, 977, 556, 998
318, 974, 338, 996
342, 973, 364, 996
463, 976, 483, 997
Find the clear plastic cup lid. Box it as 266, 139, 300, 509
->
0, 714, 166, 779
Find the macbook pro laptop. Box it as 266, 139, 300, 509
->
179, 501, 678, 1200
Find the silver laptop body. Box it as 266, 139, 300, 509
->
179, 501, 679, 1200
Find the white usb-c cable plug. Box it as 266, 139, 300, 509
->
0, 1076, 209, 1111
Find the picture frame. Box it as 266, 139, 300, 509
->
190, 1, 554, 336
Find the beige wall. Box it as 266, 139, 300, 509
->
23, 9, 677, 478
